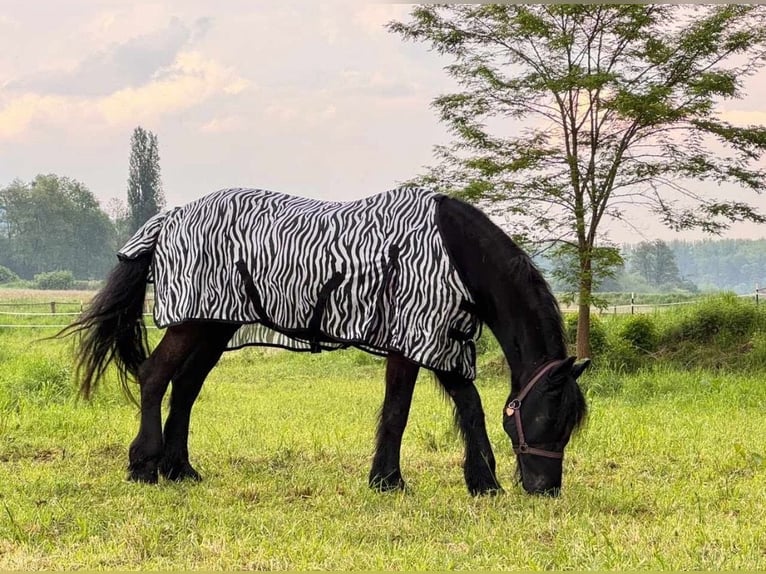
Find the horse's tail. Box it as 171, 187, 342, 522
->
60, 251, 154, 403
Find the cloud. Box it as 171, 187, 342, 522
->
12, 18, 195, 97
0, 51, 248, 139
96, 51, 248, 125
0, 14, 19, 28
0, 94, 68, 139
719, 109, 766, 127
338, 69, 420, 99
351, 5, 411, 37
198, 115, 246, 134
263, 101, 336, 127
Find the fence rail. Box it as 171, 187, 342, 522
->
559, 292, 759, 316
0, 299, 156, 329
1, 292, 763, 329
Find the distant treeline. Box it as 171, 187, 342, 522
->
668, 239, 766, 294
542, 237, 766, 296
2, 175, 766, 294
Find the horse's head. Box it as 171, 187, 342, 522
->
502, 357, 589, 496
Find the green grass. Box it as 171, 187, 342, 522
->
1, 298, 765, 569
1, 343, 764, 568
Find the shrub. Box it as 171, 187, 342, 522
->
34, 270, 75, 290
745, 332, 766, 370
0, 265, 20, 284
600, 338, 643, 375
618, 315, 658, 353
661, 294, 760, 345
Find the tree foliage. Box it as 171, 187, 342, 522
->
390, 5, 766, 357
626, 239, 684, 289
548, 243, 623, 308
0, 175, 115, 279
127, 126, 164, 233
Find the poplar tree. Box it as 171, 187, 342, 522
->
127, 126, 165, 233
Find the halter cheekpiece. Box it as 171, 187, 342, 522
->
506, 359, 567, 459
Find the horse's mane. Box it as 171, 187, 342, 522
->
493, 235, 567, 357
436, 196, 566, 362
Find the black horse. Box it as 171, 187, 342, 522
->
64, 191, 588, 496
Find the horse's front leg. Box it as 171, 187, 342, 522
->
369, 354, 419, 492
437, 373, 502, 496
160, 323, 238, 481
128, 325, 200, 483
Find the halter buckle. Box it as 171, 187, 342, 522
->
505, 399, 521, 417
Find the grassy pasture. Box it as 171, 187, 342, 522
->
0, 293, 765, 569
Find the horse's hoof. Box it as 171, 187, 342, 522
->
469, 485, 504, 497
369, 473, 406, 492
467, 479, 504, 496
127, 466, 159, 484
160, 460, 202, 482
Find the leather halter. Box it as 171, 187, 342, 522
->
505, 359, 566, 459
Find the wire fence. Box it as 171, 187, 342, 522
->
2, 290, 765, 329
561, 290, 764, 316
0, 298, 156, 329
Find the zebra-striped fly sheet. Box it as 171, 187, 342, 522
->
118, 187, 480, 379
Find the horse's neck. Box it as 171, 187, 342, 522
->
486, 277, 564, 386
435, 197, 565, 387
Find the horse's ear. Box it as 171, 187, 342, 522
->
551, 356, 576, 378
571, 358, 591, 380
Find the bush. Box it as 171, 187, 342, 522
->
0, 265, 20, 284
745, 332, 766, 370
661, 294, 760, 345
619, 315, 658, 353
34, 270, 75, 290
600, 338, 643, 375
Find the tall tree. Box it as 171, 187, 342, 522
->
390, 5, 766, 358
127, 126, 164, 233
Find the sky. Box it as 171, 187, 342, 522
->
2, 1, 766, 244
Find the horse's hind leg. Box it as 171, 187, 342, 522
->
159, 323, 239, 481
437, 372, 502, 496
369, 354, 419, 492
128, 324, 202, 483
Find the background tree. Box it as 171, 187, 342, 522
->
127, 126, 164, 233
390, 5, 766, 358
627, 240, 683, 289
547, 243, 623, 308
0, 175, 115, 279
105, 197, 132, 248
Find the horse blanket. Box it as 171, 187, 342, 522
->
118, 187, 481, 379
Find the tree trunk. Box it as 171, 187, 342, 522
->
576, 256, 592, 359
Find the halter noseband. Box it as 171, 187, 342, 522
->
505, 359, 566, 459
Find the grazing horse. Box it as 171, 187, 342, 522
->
64, 186, 588, 496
